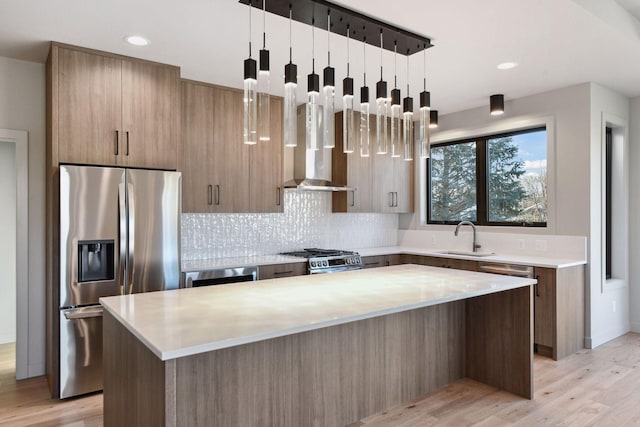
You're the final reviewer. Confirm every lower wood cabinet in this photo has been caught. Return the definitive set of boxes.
[258,262,308,280]
[361,255,401,269]
[533,266,584,360]
[400,254,478,271]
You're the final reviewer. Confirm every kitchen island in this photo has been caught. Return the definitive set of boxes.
[100,264,535,427]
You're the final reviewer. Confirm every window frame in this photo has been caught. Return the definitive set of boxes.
[427,126,547,227]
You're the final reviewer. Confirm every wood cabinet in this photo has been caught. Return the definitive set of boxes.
[181,80,283,213]
[333,112,413,213]
[51,44,179,170]
[361,254,401,269]
[400,254,478,271]
[533,266,584,360]
[259,262,308,280]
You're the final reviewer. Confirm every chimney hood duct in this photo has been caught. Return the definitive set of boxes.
[284,104,353,191]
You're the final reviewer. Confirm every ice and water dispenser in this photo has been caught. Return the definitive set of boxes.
[78,240,114,282]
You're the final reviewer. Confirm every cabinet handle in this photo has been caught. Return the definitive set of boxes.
[389,192,394,207]
[535,275,540,297]
[215,185,221,205]
[350,191,355,207]
[207,185,213,205]
[125,131,130,156]
[276,187,281,206]
[115,130,119,155]
[274,270,293,275]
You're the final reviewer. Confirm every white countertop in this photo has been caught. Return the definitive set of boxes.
[357,246,587,269]
[181,246,586,273]
[101,264,535,361]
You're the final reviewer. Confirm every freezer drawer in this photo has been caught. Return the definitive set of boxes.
[59,306,104,399]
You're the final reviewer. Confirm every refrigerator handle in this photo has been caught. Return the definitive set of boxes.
[126,182,135,294]
[118,182,127,295]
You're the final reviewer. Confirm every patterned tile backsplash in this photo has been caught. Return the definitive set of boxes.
[182,190,399,260]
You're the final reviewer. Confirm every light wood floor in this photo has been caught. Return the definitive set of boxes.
[1,333,640,426]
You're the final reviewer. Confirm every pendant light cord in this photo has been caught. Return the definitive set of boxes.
[327,12,331,65]
[423,43,427,91]
[312,18,315,72]
[248,0,252,57]
[363,32,366,85]
[288,5,292,62]
[262,0,266,48]
[346,26,350,77]
[394,41,397,88]
[380,30,383,80]
[406,49,409,94]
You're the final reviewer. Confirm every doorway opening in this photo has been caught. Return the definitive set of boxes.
[0,129,28,381]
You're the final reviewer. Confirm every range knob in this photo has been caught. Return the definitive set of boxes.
[310,260,317,268]
[323,260,329,267]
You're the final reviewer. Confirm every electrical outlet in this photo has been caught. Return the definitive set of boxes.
[535,240,547,252]
[517,239,525,250]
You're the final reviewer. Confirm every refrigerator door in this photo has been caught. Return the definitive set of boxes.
[60,166,125,308]
[126,169,181,294]
[59,306,103,399]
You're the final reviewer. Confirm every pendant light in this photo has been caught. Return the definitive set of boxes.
[360,32,370,158]
[258,0,270,142]
[375,29,388,155]
[343,26,355,154]
[419,43,431,159]
[306,18,321,151]
[243,0,258,145]
[283,4,297,148]
[402,49,413,161]
[390,41,401,157]
[323,10,335,149]
[429,110,439,129]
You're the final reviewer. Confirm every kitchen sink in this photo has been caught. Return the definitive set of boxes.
[435,250,495,257]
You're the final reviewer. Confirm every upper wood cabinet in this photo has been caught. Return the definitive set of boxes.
[50,43,179,170]
[333,112,413,213]
[181,80,283,213]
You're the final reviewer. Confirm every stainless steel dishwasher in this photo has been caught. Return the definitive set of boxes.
[477,263,534,279]
[182,266,258,287]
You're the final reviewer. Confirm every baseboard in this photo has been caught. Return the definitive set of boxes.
[630,321,640,333]
[587,324,631,349]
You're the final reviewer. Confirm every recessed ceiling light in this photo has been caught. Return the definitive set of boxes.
[497,62,518,70]
[125,35,149,46]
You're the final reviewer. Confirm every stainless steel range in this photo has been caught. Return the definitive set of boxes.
[280,248,363,274]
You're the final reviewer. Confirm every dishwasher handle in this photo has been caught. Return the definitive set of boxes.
[478,263,534,278]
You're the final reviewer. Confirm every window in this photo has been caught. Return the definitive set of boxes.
[428,127,547,226]
[605,127,612,280]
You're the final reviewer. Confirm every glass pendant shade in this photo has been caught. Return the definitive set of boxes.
[390,88,401,157]
[306,72,321,151]
[258,49,271,141]
[284,62,297,147]
[419,90,430,158]
[403,96,414,161]
[376,80,388,154]
[323,67,335,148]
[243,58,258,145]
[343,77,355,153]
[360,86,370,157]
[429,110,439,129]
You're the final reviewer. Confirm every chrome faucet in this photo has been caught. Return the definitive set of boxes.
[454,221,481,252]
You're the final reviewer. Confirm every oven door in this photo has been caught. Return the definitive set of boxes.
[183,266,258,287]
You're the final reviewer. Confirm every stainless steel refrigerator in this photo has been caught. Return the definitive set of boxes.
[58,165,181,399]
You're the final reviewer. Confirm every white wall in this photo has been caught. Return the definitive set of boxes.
[628,97,640,333]
[0,56,46,376]
[0,142,16,344]
[401,82,633,348]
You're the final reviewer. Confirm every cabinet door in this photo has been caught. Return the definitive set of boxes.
[181,82,215,213]
[121,60,179,170]
[372,146,395,213]
[447,258,478,271]
[392,156,414,213]
[259,262,308,280]
[347,112,373,212]
[361,255,401,269]
[57,48,121,166]
[211,87,251,212]
[250,97,284,213]
[534,267,556,349]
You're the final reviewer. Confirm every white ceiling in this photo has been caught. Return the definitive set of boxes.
[1,0,640,114]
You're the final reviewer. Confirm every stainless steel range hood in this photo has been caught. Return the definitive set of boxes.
[283,104,353,191]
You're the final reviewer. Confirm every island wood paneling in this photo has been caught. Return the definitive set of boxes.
[103,312,176,427]
[173,301,465,427]
[465,285,533,399]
